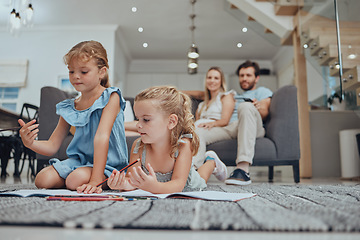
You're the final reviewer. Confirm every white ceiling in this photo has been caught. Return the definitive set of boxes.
[0,0,282,61]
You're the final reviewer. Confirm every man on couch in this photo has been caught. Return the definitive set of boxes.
[193,60,273,185]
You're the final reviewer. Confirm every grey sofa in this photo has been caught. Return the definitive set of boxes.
[206,85,300,183]
[37,85,300,183]
[36,87,76,173]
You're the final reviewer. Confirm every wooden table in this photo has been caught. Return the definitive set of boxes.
[0,107,20,130]
[0,107,22,177]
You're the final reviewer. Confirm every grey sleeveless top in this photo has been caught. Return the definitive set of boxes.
[133,134,207,191]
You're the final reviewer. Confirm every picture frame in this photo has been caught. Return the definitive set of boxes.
[58,75,77,94]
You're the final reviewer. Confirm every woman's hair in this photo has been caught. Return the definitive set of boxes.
[135,86,200,157]
[199,66,226,116]
[63,40,110,88]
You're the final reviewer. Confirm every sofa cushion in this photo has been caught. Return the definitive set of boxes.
[207,137,277,166]
[264,85,300,160]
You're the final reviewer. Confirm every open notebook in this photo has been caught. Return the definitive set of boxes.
[0,189,255,202]
[117,189,256,201]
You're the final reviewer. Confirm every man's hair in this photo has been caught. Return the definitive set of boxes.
[235,60,260,77]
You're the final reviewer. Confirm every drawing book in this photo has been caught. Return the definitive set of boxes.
[114,189,256,202]
[0,189,256,202]
[0,189,102,198]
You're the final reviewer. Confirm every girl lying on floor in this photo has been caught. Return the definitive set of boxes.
[108,86,227,194]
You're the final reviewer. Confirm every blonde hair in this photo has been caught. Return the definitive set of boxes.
[64,40,110,88]
[198,66,226,116]
[135,86,200,157]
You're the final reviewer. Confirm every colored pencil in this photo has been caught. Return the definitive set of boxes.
[46,196,126,201]
[96,159,139,187]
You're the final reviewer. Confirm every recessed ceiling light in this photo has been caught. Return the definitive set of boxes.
[348,54,356,59]
[143,43,148,48]
[303,43,308,49]
[132,7,137,12]
[242,27,248,33]
[237,43,243,48]
[138,27,144,33]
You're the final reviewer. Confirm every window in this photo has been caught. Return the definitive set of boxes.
[0,87,19,112]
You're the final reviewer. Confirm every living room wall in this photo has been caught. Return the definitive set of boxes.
[124,59,276,97]
[0,25,119,113]
[1,25,278,113]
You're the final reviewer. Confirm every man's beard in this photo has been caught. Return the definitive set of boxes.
[240,81,255,91]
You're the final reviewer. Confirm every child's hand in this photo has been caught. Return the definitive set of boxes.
[76,182,102,194]
[128,163,158,192]
[107,169,127,190]
[18,119,39,148]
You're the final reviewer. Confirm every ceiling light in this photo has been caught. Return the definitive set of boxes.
[187,58,198,74]
[188,61,198,69]
[8,1,35,36]
[138,27,143,33]
[237,43,243,48]
[188,44,199,58]
[347,54,356,59]
[303,43,308,49]
[187,0,199,75]
[142,43,148,48]
[13,12,21,30]
[9,8,16,26]
[132,7,137,12]
[242,27,248,33]
[23,3,34,26]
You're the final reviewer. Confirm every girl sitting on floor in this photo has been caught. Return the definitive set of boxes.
[18,41,128,194]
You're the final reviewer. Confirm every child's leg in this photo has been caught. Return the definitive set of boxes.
[197,161,216,183]
[65,167,107,190]
[65,167,92,190]
[34,166,65,189]
[197,151,228,182]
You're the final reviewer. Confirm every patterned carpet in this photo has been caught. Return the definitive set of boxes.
[0,183,359,231]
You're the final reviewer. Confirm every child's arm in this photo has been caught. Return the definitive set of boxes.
[108,140,141,191]
[18,117,70,156]
[77,92,121,193]
[128,139,192,194]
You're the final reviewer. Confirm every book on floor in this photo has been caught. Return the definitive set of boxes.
[0,189,256,202]
[117,189,256,201]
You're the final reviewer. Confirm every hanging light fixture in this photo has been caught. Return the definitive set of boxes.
[23,3,34,27]
[187,0,199,74]
[8,0,34,36]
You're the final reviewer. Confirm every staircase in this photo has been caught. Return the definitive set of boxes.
[229,0,360,108]
[227,0,360,179]
[299,12,360,107]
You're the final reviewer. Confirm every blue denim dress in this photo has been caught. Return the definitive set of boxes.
[49,87,128,179]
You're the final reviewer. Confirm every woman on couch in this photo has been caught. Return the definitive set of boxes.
[185,66,235,169]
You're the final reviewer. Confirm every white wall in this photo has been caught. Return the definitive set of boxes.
[113,27,131,92]
[272,45,327,104]
[272,46,295,88]
[0,25,119,113]
[306,61,327,103]
[125,59,275,97]
[1,24,277,112]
